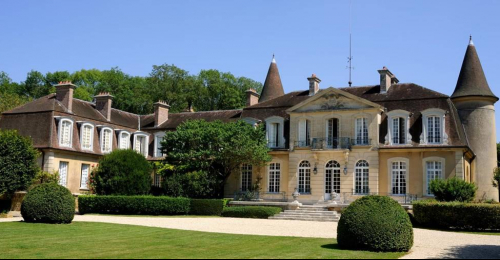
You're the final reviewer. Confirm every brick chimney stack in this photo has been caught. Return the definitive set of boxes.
[246,89,260,107]
[95,92,114,121]
[378,67,399,94]
[308,74,321,96]
[55,81,76,113]
[154,101,170,127]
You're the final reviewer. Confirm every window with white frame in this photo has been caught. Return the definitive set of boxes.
[266,117,284,148]
[59,161,69,187]
[325,161,341,194]
[391,161,407,195]
[153,173,162,187]
[387,110,411,145]
[100,127,113,154]
[154,132,166,157]
[80,164,90,190]
[80,123,94,151]
[134,133,149,157]
[355,160,369,194]
[298,161,311,194]
[268,163,281,193]
[326,118,340,148]
[119,131,131,150]
[58,119,73,148]
[298,119,311,147]
[421,109,447,145]
[355,118,369,145]
[425,159,444,196]
[241,164,253,192]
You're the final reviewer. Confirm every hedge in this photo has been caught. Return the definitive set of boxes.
[222,206,282,219]
[413,200,500,231]
[189,199,224,216]
[78,196,191,215]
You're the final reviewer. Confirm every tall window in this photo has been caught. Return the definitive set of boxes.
[266,117,284,148]
[59,119,73,148]
[427,116,442,144]
[154,133,165,157]
[391,161,407,195]
[355,160,369,194]
[426,161,443,195]
[134,134,148,157]
[268,163,281,193]
[59,161,69,187]
[327,118,340,148]
[326,161,341,194]
[80,164,90,190]
[298,120,311,147]
[81,124,94,151]
[392,117,406,144]
[355,118,369,145]
[241,164,253,192]
[101,128,113,154]
[268,123,280,148]
[153,173,162,187]
[119,132,131,150]
[298,161,311,194]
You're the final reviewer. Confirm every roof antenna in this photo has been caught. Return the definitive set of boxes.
[347,0,354,87]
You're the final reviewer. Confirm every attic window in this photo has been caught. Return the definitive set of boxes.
[58,118,74,148]
[80,123,94,151]
[119,131,131,150]
[100,127,113,154]
[421,109,448,145]
[386,110,411,146]
[134,133,149,158]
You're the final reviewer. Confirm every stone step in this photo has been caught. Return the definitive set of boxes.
[296,208,329,212]
[283,211,337,216]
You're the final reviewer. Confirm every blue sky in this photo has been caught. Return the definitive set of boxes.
[1,0,500,140]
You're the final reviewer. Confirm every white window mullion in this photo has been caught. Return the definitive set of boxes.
[59,162,69,187]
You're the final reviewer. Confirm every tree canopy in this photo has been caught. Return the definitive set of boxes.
[0,65,262,116]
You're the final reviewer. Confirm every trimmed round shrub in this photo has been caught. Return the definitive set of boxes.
[94,149,152,196]
[21,183,75,224]
[337,196,413,252]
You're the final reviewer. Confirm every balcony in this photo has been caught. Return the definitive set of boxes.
[267,142,285,149]
[351,137,372,146]
[295,137,352,150]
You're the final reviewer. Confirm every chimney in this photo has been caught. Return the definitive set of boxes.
[246,88,260,107]
[378,67,399,94]
[55,81,76,113]
[95,92,114,121]
[308,74,321,96]
[154,101,170,127]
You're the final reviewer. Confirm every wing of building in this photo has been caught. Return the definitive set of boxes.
[1,39,497,202]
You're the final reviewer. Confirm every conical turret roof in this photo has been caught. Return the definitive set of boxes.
[452,38,498,100]
[259,56,285,103]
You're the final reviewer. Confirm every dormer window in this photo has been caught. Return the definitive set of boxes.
[118,131,131,150]
[421,109,448,145]
[134,133,149,157]
[265,117,285,148]
[100,127,113,154]
[80,123,94,151]
[58,118,74,148]
[154,132,166,158]
[386,110,411,145]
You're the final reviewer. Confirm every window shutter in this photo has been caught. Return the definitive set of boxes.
[298,120,306,144]
[268,124,276,147]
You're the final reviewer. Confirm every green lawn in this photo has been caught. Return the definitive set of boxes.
[0,222,405,259]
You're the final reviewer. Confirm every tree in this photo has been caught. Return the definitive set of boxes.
[161,120,271,198]
[148,64,195,113]
[19,70,49,98]
[497,143,500,166]
[92,149,152,196]
[0,130,40,197]
[0,92,31,115]
[493,168,500,201]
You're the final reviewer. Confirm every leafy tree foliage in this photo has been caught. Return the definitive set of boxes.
[160,120,271,198]
[430,178,477,202]
[0,130,40,197]
[493,167,500,201]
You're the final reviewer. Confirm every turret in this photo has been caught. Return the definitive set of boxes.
[259,55,285,103]
[451,37,499,201]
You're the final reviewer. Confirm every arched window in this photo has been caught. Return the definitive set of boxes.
[325,161,341,194]
[386,110,411,145]
[58,119,73,148]
[119,131,131,150]
[100,127,113,154]
[241,164,253,192]
[298,161,311,194]
[391,161,407,195]
[80,123,94,151]
[421,109,447,145]
[133,133,149,157]
[355,160,369,194]
[268,163,281,193]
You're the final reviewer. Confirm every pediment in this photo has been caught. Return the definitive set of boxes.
[287,87,383,113]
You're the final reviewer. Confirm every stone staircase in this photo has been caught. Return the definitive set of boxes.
[269,206,340,222]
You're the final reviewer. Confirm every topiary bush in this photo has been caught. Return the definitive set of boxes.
[0,130,40,197]
[337,196,413,252]
[21,183,75,224]
[221,206,282,219]
[93,149,152,196]
[430,178,477,202]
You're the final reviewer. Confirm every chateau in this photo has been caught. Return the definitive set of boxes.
[0,39,497,203]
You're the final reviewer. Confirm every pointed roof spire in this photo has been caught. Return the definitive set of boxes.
[469,35,474,46]
[452,37,498,100]
[259,55,285,103]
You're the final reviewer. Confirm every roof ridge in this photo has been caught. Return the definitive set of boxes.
[171,109,243,115]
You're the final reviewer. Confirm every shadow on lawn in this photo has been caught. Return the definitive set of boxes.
[438,245,500,259]
[321,244,342,250]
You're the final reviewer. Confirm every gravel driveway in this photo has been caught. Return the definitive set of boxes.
[2,215,500,259]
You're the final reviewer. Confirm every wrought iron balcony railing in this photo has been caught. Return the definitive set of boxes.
[351,137,372,146]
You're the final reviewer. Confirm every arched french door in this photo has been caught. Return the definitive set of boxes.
[325,160,341,200]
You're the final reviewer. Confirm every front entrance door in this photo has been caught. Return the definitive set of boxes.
[325,161,341,201]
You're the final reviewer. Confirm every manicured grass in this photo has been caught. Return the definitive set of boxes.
[85,214,220,218]
[0,222,405,259]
